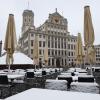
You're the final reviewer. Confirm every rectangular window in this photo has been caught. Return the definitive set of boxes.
[74,45,75,50]
[52,50,54,55]
[55,42,57,48]
[39,41,42,47]
[43,35,45,38]
[48,41,50,48]
[48,49,50,56]
[61,39,63,48]
[31,40,33,46]
[64,43,66,49]
[68,52,70,56]
[39,50,42,55]
[65,59,66,65]
[58,50,60,55]
[55,50,57,56]
[62,59,63,65]
[61,43,63,48]
[31,49,33,54]
[71,44,73,50]
[52,42,54,48]
[62,50,63,55]
[65,51,66,56]
[39,35,42,38]
[31,33,34,37]
[48,58,50,66]
[71,52,73,56]
[52,59,54,66]
[68,44,70,49]
[58,39,60,48]
[43,41,45,47]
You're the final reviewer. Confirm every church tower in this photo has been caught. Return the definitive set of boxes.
[22,10,34,33]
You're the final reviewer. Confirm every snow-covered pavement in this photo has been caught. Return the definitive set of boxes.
[5,88,100,100]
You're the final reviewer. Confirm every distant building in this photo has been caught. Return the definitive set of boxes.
[0,41,2,57]
[94,45,100,65]
[67,35,77,66]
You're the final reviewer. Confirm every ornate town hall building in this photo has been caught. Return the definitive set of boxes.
[18,9,77,67]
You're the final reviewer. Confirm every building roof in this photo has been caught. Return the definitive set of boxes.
[0,51,34,65]
[51,12,62,17]
[49,8,63,18]
[23,9,34,16]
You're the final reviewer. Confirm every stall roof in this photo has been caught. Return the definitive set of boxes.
[0,52,34,65]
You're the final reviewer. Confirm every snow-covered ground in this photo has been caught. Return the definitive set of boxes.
[5,88,100,100]
[71,82,99,94]
[45,79,100,94]
[45,68,100,94]
[45,79,67,91]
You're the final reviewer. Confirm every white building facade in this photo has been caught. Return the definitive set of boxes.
[95,45,100,65]
[18,9,100,67]
[19,9,70,67]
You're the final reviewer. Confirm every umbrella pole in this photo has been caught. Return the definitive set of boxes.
[7,54,11,74]
[34,65,36,71]
[89,63,92,75]
[8,63,11,74]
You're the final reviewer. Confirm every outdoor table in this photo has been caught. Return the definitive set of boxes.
[8,74,24,79]
[7,74,25,83]
[58,75,78,82]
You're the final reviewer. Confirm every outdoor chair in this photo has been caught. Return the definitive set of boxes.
[78,77,94,82]
[25,72,39,88]
[55,69,57,73]
[42,71,46,76]
[0,75,13,98]
[58,77,73,82]
[26,72,34,78]
[95,69,100,72]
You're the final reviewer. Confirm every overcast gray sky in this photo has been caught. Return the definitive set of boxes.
[0,0,100,45]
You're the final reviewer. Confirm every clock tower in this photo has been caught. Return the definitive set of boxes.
[22,10,34,33]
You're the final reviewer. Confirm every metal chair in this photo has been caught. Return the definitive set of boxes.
[25,72,37,88]
[26,72,34,78]
[78,77,94,82]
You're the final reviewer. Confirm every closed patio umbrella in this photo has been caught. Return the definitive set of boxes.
[84,6,94,47]
[44,35,48,67]
[76,33,84,67]
[33,34,39,66]
[4,14,17,72]
[84,6,95,65]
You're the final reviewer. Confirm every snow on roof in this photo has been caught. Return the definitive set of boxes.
[5,88,100,100]
[0,52,34,65]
